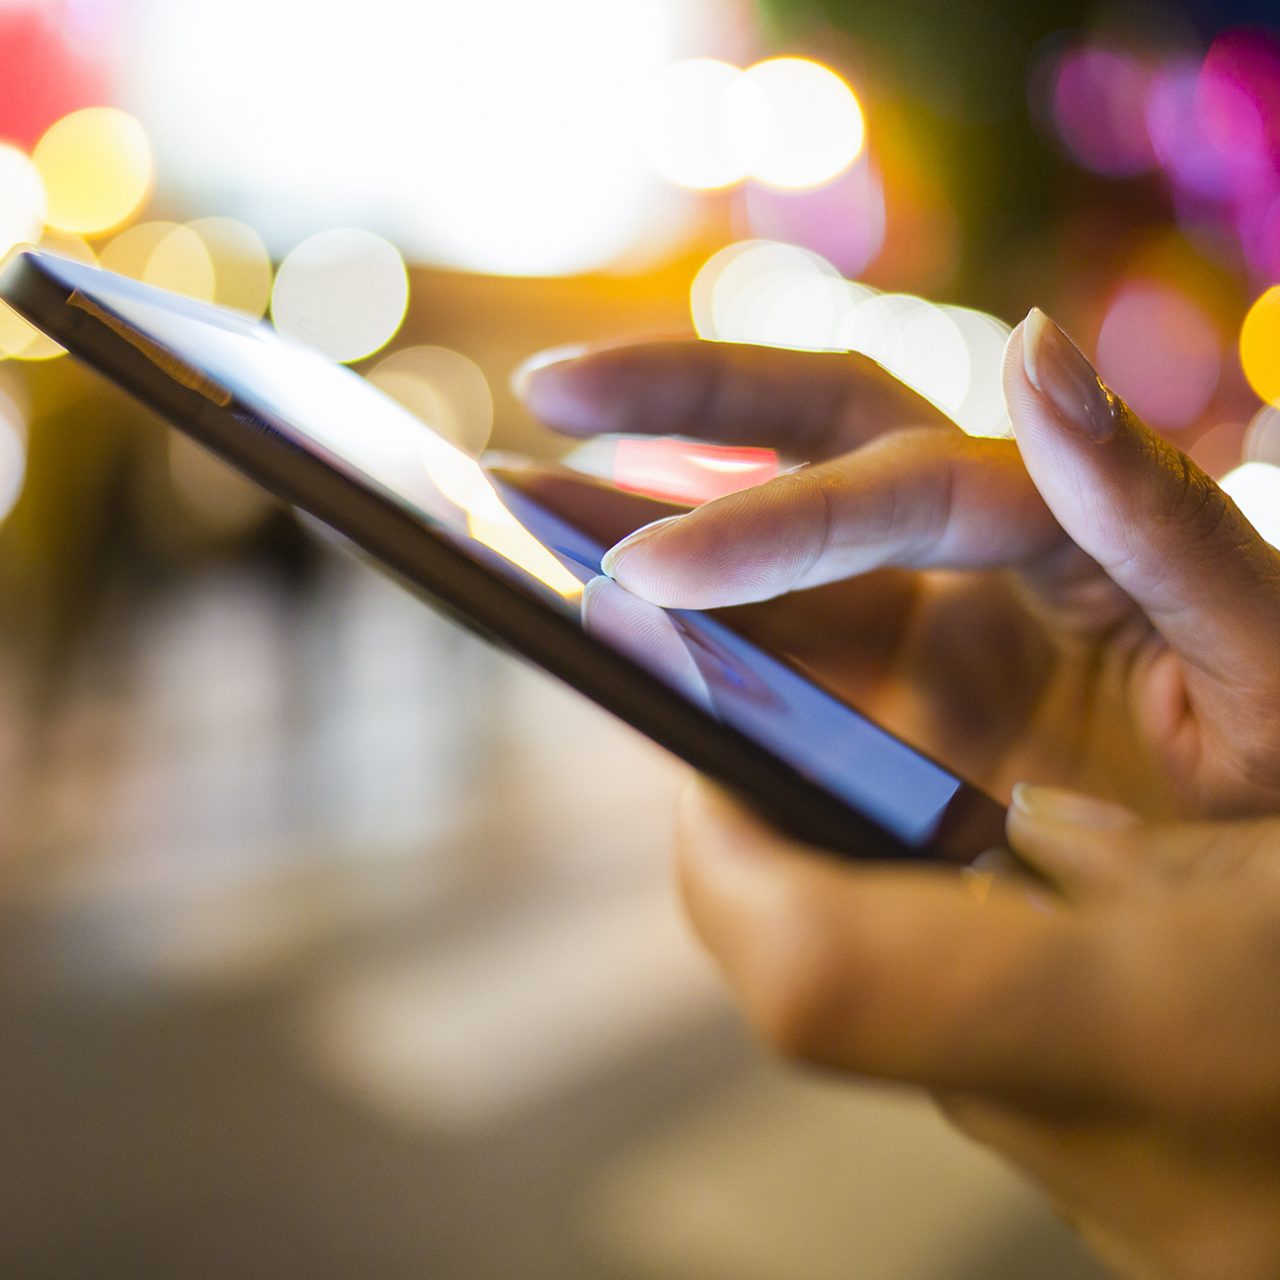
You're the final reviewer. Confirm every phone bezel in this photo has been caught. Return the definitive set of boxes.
[0,248,1003,861]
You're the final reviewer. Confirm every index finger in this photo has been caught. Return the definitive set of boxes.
[514,339,957,461]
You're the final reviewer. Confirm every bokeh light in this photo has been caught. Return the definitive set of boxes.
[640,58,759,190]
[1241,286,1280,407]
[941,306,1013,436]
[1244,404,1280,466]
[187,217,274,318]
[33,107,153,237]
[125,0,685,276]
[1219,461,1280,547]
[691,240,856,350]
[1096,282,1221,430]
[839,293,971,421]
[101,221,216,302]
[367,347,495,456]
[1050,47,1155,177]
[744,158,886,278]
[271,229,409,364]
[0,145,47,258]
[739,57,866,191]
[0,384,25,524]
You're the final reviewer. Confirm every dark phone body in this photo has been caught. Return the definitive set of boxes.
[0,249,1007,862]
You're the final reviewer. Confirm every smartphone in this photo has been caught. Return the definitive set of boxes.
[0,248,1007,862]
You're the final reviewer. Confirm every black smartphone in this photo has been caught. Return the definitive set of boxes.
[0,248,1007,862]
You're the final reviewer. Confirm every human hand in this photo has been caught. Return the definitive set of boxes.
[672,778,1280,1280]
[516,315,1280,818]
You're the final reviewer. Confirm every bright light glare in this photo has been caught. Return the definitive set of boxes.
[33,107,152,237]
[738,57,865,190]
[124,0,686,276]
[941,306,1013,436]
[424,445,582,597]
[0,387,26,524]
[271,229,408,364]
[367,346,494,456]
[840,293,971,418]
[1219,461,1280,547]
[691,240,856,350]
[0,145,46,257]
[641,58,760,190]
[1241,286,1280,407]
[187,217,274,318]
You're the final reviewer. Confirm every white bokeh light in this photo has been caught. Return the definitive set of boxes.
[271,229,409,364]
[1220,461,1280,548]
[0,145,46,259]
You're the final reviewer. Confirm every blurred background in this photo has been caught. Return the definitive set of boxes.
[2,0,1280,1276]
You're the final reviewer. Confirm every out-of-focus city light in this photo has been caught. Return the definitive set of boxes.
[941,306,1014,436]
[124,0,689,276]
[271,229,408,365]
[168,433,274,536]
[367,346,494,456]
[840,293,971,421]
[101,221,216,302]
[640,58,761,190]
[691,240,856,350]
[1050,47,1154,176]
[744,158,886,278]
[0,144,46,257]
[1244,404,1280,465]
[738,57,865,191]
[0,384,25,524]
[1241,286,1280,407]
[187,217,274,318]
[1096,282,1221,430]
[1220,461,1280,547]
[33,107,152,237]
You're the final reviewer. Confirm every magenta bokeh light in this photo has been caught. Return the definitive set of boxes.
[1052,47,1155,176]
[1096,282,1222,430]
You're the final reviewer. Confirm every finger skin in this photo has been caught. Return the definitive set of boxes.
[675,779,1280,1127]
[518,339,955,459]
[606,429,1063,609]
[1004,320,1280,689]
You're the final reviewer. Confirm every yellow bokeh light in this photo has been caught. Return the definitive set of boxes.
[1241,286,1280,407]
[368,346,494,456]
[0,385,26,523]
[147,224,217,301]
[186,217,273,318]
[0,145,47,257]
[737,57,865,191]
[271,229,409,364]
[34,107,153,237]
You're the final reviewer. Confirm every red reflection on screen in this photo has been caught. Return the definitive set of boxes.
[613,439,779,505]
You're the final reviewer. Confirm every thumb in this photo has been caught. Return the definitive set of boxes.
[1005,310,1280,688]
[1008,782,1280,899]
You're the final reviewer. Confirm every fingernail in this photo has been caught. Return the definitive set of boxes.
[1011,782,1137,830]
[510,343,590,401]
[600,514,685,577]
[1022,308,1119,442]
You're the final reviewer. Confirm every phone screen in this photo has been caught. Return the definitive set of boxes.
[1,252,1007,861]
